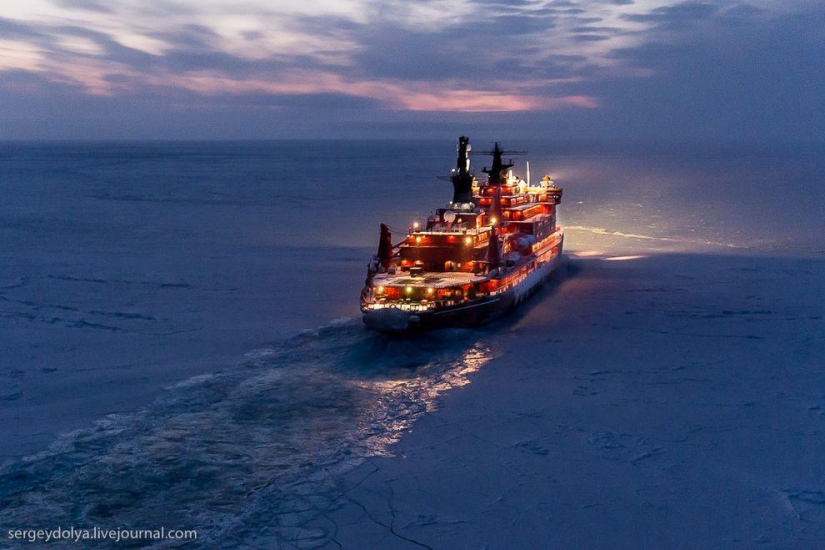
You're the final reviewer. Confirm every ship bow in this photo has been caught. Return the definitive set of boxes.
[363,308,412,332]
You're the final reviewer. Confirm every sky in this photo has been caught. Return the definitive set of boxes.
[0,0,822,141]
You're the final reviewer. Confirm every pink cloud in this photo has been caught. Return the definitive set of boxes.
[154,70,599,112]
[391,91,599,112]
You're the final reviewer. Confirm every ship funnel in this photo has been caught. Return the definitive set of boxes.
[377,223,393,270]
[450,136,474,204]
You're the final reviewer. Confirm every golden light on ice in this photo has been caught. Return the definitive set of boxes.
[355,343,492,457]
[605,255,648,261]
[573,250,607,257]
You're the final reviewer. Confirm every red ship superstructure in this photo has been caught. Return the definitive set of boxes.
[361,136,564,331]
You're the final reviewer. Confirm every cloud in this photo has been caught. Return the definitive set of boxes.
[589,5,825,140]
[0,0,616,106]
[572,33,612,41]
[0,0,821,140]
[620,1,719,26]
[0,17,45,40]
[51,0,114,13]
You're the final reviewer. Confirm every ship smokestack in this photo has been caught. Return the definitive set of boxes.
[450,136,474,204]
[377,223,393,270]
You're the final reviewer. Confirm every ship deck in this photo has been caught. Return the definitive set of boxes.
[372,271,486,288]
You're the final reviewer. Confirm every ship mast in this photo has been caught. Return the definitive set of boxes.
[482,142,524,185]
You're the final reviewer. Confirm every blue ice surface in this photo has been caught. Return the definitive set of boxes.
[0,140,823,546]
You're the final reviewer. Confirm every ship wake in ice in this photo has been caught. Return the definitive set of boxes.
[0,322,491,546]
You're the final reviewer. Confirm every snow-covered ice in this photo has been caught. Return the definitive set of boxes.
[310,251,825,548]
[0,141,823,547]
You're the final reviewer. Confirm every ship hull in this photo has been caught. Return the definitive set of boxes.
[363,238,563,332]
